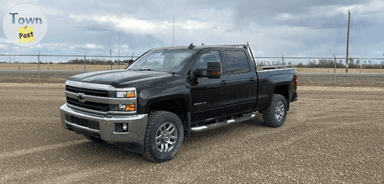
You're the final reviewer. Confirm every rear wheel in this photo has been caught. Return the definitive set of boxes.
[263,94,287,127]
[143,111,184,162]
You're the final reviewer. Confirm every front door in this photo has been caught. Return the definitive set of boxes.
[189,50,229,122]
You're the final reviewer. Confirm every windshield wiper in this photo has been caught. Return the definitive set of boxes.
[138,69,156,71]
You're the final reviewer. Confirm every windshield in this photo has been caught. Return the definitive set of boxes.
[128,49,195,72]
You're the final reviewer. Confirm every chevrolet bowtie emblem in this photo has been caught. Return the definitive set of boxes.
[77,93,85,103]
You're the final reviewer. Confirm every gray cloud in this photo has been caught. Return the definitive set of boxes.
[0,0,384,62]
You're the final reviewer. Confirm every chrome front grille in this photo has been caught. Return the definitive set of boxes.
[65,81,137,115]
[66,97,109,112]
[65,85,109,97]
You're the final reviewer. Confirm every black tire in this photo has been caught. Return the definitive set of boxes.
[262,94,287,127]
[83,135,105,143]
[143,111,184,162]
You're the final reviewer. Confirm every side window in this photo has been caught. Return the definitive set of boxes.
[195,51,222,71]
[224,50,250,74]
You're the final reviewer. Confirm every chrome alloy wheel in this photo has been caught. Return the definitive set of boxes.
[275,101,285,121]
[155,122,177,153]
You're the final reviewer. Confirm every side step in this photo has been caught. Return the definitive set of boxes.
[190,113,256,132]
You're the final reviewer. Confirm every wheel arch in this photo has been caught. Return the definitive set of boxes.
[273,84,290,110]
[146,96,190,128]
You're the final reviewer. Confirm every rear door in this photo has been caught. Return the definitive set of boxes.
[222,49,257,113]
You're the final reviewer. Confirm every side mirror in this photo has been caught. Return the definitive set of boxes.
[193,62,221,79]
[207,62,221,79]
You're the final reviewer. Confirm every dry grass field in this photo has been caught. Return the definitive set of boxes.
[298,73,384,87]
[296,67,384,73]
[0,83,383,183]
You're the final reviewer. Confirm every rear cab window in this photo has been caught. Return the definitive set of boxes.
[223,50,250,74]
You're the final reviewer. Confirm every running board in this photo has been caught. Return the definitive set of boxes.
[190,113,256,132]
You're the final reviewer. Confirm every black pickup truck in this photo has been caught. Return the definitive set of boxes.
[60,43,298,162]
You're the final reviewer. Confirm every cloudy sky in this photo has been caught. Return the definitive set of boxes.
[1,0,384,62]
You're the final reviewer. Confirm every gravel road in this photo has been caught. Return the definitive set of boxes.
[0,83,383,183]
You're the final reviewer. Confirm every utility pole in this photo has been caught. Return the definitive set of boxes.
[38,51,41,84]
[282,53,284,66]
[333,54,336,88]
[84,52,87,72]
[346,10,351,73]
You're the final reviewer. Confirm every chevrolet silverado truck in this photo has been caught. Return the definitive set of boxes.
[60,42,298,162]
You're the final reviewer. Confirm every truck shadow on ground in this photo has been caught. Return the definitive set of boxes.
[63,116,268,163]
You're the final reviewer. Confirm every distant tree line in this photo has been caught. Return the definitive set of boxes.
[63,58,134,65]
[0,59,135,65]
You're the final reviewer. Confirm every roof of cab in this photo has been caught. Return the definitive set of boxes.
[151,44,246,51]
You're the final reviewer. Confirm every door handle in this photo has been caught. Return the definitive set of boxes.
[220,80,229,85]
[249,77,255,81]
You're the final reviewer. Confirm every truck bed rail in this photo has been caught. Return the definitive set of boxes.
[257,65,295,71]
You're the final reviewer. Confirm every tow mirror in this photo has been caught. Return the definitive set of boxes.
[207,62,221,79]
[193,62,221,79]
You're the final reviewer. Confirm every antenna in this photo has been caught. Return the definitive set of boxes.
[109,34,111,63]
[173,16,175,47]
[118,33,120,68]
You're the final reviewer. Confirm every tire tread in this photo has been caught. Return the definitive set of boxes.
[143,111,183,162]
[263,94,287,127]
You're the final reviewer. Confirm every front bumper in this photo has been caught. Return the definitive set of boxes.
[60,104,148,143]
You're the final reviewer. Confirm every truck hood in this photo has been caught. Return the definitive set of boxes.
[67,69,172,87]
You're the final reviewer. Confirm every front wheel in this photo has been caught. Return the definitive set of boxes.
[143,111,184,162]
[263,94,287,127]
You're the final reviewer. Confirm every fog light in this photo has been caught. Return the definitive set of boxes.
[122,123,128,131]
[115,123,129,133]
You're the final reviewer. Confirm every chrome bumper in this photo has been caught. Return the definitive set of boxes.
[60,104,148,143]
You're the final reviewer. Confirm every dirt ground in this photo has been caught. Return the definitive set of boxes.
[0,83,383,183]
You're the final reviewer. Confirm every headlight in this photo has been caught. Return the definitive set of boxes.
[118,104,135,111]
[117,91,135,98]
